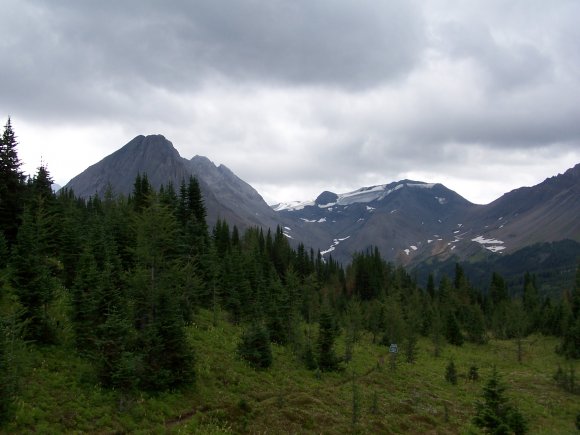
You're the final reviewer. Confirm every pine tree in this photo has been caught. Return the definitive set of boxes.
[0,118,25,246]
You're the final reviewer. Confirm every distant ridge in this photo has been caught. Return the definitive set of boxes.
[64,137,579,266]
[273,164,580,264]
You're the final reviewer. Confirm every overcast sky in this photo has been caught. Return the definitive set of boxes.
[2,0,579,205]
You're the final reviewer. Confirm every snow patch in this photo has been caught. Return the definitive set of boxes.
[366,206,375,212]
[320,236,351,256]
[273,200,315,211]
[407,183,435,189]
[410,245,418,251]
[435,196,447,204]
[472,236,506,253]
[427,240,433,244]
[404,249,410,255]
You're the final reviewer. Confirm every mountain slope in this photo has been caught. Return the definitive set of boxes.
[64,135,281,230]
[274,164,580,265]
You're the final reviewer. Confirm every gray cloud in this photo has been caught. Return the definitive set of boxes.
[1,0,579,205]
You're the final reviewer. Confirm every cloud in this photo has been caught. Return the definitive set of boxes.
[1,0,579,206]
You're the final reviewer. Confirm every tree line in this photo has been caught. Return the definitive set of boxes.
[1,118,579,425]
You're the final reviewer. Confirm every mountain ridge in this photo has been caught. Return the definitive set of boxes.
[64,134,281,231]
[64,134,579,266]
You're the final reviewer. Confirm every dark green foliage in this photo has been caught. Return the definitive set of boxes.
[558,263,580,359]
[445,360,457,385]
[317,306,340,372]
[468,365,480,381]
[473,367,528,434]
[10,203,58,343]
[0,118,25,246]
[490,272,508,307]
[553,365,578,394]
[445,312,464,346]
[464,304,487,344]
[238,323,272,369]
[405,334,418,364]
[303,341,318,370]
[0,322,16,424]
[95,307,136,390]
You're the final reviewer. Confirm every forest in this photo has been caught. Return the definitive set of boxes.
[1,118,579,433]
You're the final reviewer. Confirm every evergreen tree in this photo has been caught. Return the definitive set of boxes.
[473,366,527,434]
[445,312,464,346]
[0,118,25,246]
[558,263,580,359]
[10,201,58,343]
[0,321,16,425]
[522,272,539,330]
[426,273,435,300]
[317,305,340,371]
[445,360,458,385]
[490,272,508,307]
[464,304,487,344]
[237,322,272,369]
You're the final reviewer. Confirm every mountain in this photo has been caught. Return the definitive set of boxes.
[65,136,579,267]
[274,164,580,265]
[64,135,281,231]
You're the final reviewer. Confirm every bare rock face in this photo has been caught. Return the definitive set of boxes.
[64,135,282,231]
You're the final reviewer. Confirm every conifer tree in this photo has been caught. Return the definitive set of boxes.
[445,360,457,385]
[0,118,25,246]
[10,201,58,343]
[237,322,272,369]
[317,305,340,371]
[445,312,464,346]
[473,367,527,434]
[0,321,16,424]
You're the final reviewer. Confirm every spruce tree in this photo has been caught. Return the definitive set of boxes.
[0,117,25,246]
[10,202,58,343]
[317,306,340,371]
[445,360,458,385]
[237,322,273,369]
[445,312,464,346]
[473,367,527,434]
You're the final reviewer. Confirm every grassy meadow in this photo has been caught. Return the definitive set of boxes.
[2,309,579,434]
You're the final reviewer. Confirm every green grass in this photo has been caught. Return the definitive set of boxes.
[2,310,579,434]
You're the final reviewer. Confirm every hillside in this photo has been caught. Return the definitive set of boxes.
[2,309,579,434]
[275,164,580,265]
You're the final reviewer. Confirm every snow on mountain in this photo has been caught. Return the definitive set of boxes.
[271,181,439,212]
[272,200,315,211]
[321,236,351,256]
[471,235,506,252]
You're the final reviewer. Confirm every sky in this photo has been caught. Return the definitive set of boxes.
[2,0,579,205]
